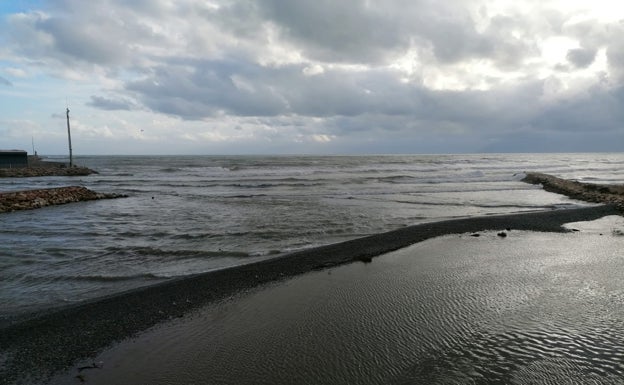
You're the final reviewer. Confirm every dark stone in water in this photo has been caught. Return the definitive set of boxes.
[358,256,373,263]
[497,232,507,237]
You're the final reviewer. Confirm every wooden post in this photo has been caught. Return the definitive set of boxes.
[66,108,73,167]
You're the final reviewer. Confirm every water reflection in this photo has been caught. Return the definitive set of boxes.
[58,230,624,384]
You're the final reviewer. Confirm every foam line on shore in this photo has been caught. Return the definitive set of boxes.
[0,205,620,384]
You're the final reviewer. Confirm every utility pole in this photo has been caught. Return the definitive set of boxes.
[66,107,73,167]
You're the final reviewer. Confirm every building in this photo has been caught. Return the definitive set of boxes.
[0,150,28,168]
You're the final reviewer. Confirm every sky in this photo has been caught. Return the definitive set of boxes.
[0,0,623,155]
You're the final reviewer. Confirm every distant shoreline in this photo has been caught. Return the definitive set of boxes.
[0,157,96,178]
[0,166,96,178]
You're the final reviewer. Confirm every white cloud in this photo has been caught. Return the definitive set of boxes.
[311,134,334,143]
[1,0,623,154]
[4,67,28,78]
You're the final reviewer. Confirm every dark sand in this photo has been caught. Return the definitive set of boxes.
[47,219,624,384]
[0,204,620,385]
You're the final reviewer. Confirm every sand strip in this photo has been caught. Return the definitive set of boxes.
[0,205,620,384]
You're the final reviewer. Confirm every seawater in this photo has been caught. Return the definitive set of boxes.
[1,153,623,319]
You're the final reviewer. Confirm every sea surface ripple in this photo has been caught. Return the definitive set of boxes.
[55,229,624,384]
[1,153,623,319]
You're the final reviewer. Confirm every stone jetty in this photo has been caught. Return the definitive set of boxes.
[522,172,624,211]
[0,156,97,178]
[0,166,96,178]
[0,186,126,213]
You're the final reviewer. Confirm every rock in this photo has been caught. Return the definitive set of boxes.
[0,186,127,213]
[0,166,96,178]
[497,232,507,237]
[522,172,624,212]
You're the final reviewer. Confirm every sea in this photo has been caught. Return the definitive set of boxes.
[1,153,623,322]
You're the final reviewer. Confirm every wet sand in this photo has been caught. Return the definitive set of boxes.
[0,204,621,384]
[45,215,624,384]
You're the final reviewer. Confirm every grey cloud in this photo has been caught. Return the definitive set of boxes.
[37,18,123,64]
[126,59,430,119]
[124,57,552,141]
[7,1,168,67]
[0,76,12,86]
[127,60,290,118]
[5,0,623,154]
[259,0,407,64]
[566,48,596,68]
[530,86,624,133]
[606,28,624,80]
[257,0,537,66]
[4,0,557,71]
[88,95,136,111]
[564,20,610,48]
[564,20,624,79]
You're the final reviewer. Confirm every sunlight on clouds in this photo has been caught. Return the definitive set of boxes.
[422,60,525,91]
[540,36,579,69]
[312,134,334,143]
[552,0,624,22]
[3,0,624,154]
[230,75,256,93]
[5,67,28,78]
[540,48,609,103]
[389,49,420,82]
[73,120,114,138]
[197,128,254,142]
[256,22,305,67]
[302,64,324,76]
[198,131,231,142]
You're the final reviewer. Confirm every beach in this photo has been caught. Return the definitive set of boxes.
[47,213,624,385]
[1,204,623,384]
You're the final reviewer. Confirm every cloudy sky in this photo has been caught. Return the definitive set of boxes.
[1,0,623,155]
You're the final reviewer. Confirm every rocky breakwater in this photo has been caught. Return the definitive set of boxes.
[0,166,96,178]
[522,172,624,212]
[0,186,127,213]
